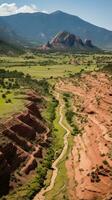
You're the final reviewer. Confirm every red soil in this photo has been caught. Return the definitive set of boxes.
[0,91,50,197]
[58,72,112,200]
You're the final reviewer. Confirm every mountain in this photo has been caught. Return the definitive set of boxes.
[1,11,112,49]
[0,19,25,54]
[0,18,19,44]
[43,31,99,52]
[0,18,29,48]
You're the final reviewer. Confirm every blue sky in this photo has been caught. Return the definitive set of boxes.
[0,0,111,30]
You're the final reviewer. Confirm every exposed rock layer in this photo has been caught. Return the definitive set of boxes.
[0,92,49,197]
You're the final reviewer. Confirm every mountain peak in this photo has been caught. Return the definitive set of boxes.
[51,10,66,15]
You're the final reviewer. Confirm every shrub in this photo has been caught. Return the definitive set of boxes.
[65,110,74,125]
[103,160,108,165]
[2,93,6,99]
[6,99,12,103]
[72,125,80,136]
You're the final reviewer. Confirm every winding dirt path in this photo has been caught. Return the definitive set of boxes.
[33,92,70,200]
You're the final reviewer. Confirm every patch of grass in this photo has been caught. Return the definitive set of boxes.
[0,88,26,120]
[52,101,65,155]
[4,65,84,79]
[45,155,68,200]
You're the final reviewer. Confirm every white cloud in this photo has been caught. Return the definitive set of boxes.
[0,3,39,16]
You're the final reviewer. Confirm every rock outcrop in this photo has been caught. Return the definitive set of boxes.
[43,31,99,51]
[84,39,93,47]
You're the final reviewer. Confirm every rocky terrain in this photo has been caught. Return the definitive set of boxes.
[43,31,99,51]
[0,91,49,197]
[57,72,112,200]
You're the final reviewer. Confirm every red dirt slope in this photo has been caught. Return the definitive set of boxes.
[58,72,112,200]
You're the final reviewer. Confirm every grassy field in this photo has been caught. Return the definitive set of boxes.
[0,88,27,120]
[0,54,91,119]
[0,53,100,79]
[4,65,85,79]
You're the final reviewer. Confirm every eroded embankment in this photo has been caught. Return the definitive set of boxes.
[0,91,50,197]
[57,72,112,200]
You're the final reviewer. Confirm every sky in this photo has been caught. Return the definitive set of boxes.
[0,0,111,31]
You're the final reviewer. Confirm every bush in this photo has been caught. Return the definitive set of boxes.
[72,125,80,136]
[2,93,6,99]
[103,160,108,165]
[65,110,74,125]
[6,99,12,103]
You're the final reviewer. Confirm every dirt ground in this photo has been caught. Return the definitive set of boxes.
[58,72,112,200]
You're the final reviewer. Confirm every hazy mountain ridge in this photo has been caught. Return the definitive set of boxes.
[0,18,17,42]
[0,10,112,49]
[0,17,29,49]
[0,19,25,55]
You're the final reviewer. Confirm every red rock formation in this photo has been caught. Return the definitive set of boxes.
[3,129,32,152]
[43,31,98,51]
[27,103,42,119]
[0,91,50,198]
[11,122,36,140]
[18,113,46,133]
[0,152,10,196]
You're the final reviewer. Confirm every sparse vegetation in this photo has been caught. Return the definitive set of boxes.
[63,93,80,136]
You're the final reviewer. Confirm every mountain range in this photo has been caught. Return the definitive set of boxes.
[0,11,112,50]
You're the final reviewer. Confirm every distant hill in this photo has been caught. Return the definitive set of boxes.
[1,11,112,50]
[0,18,20,44]
[0,39,24,55]
[0,18,28,54]
[0,18,29,49]
[42,31,99,52]
[0,19,24,54]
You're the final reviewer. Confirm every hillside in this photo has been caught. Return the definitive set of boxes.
[0,40,24,55]
[1,11,112,49]
[0,18,22,44]
[0,18,30,51]
[0,18,26,55]
[56,71,112,200]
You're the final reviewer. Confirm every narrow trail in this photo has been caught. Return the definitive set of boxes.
[33,92,70,200]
